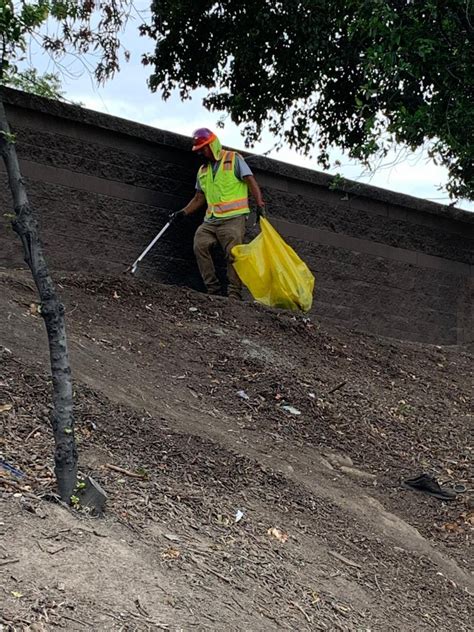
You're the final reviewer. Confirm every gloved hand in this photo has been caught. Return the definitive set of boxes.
[169,209,186,223]
[256,205,266,222]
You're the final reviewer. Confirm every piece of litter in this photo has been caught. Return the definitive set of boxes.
[402,473,456,501]
[308,393,316,399]
[189,307,199,312]
[164,534,180,542]
[235,509,245,523]
[267,527,288,543]
[281,405,301,416]
[0,458,24,478]
[0,403,13,413]
[237,390,250,400]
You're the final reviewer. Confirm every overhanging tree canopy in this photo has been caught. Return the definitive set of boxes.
[142,0,474,200]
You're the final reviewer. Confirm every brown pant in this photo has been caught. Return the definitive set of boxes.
[193,216,246,298]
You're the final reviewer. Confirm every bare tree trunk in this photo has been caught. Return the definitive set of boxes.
[0,96,77,501]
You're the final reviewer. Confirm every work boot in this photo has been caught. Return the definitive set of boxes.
[228,290,242,301]
[402,473,456,501]
[206,285,222,296]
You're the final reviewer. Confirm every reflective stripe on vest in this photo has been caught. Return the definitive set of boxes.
[198,150,250,220]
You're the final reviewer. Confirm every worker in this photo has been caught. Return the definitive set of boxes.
[170,128,265,300]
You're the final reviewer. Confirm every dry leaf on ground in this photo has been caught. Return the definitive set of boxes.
[162,547,181,559]
[267,527,288,543]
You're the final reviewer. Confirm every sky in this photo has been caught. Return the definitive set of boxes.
[26,3,473,212]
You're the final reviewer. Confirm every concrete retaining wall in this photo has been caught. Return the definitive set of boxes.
[1,88,472,345]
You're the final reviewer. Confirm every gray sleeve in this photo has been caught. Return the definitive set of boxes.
[195,177,202,192]
[234,154,253,180]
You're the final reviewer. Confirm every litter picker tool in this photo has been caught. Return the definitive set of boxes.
[125,220,171,275]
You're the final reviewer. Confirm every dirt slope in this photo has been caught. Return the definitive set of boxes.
[0,268,472,631]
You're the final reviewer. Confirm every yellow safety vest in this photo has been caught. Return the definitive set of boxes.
[198,150,250,221]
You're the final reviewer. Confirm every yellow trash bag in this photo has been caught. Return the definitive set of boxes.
[232,218,315,312]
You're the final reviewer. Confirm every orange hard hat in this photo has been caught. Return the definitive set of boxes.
[192,127,217,151]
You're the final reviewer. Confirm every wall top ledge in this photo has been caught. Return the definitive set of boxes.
[2,86,473,226]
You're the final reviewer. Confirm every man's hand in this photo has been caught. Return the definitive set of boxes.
[256,205,266,222]
[170,192,205,222]
[168,209,186,222]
